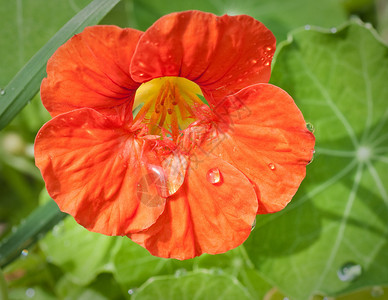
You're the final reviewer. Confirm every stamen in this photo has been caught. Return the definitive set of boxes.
[132,76,207,141]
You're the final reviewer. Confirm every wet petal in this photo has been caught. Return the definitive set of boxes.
[128,152,258,259]
[34,108,166,235]
[130,11,275,104]
[205,84,315,213]
[41,25,142,117]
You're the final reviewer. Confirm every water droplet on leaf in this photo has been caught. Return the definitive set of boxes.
[26,288,35,298]
[174,268,187,277]
[337,262,362,281]
[268,163,276,170]
[21,249,29,256]
[206,168,223,185]
[305,25,311,30]
[128,289,135,295]
[0,89,5,95]
[371,286,384,298]
[330,27,337,33]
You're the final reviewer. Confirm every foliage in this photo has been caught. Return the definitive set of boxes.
[1,0,387,299]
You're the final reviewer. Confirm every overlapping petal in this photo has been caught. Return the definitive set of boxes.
[34,108,166,235]
[129,152,258,259]
[201,84,315,213]
[41,25,142,117]
[130,11,275,104]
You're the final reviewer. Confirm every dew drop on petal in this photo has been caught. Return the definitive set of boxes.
[306,122,315,133]
[136,167,167,207]
[251,59,257,64]
[206,167,223,185]
[308,150,316,165]
[371,286,384,298]
[266,46,272,51]
[139,73,144,77]
[0,89,5,96]
[161,153,188,197]
[337,262,362,282]
[26,288,35,298]
[251,218,256,231]
[264,61,270,66]
[268,163,276,170]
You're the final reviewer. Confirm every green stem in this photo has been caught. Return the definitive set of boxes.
[0,200,66,268]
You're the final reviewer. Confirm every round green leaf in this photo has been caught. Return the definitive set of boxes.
[245,20,388,299]
[133,271,252,300]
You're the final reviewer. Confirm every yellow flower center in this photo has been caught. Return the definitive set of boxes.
[133,77,204,140]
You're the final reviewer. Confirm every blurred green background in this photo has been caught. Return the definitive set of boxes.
[1,0,387,299]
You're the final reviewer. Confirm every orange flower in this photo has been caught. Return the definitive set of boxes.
[35,11,315,259]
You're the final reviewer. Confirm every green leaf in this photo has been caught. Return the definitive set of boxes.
[0,0,91,87]
[40,217,116,286]
[0,200,66,268]
[131,0,347,40]
[112,238,193,288]
[133,270,252,300]
[0,0,120,130]
[245,20,388,299]
[0,268,8,300]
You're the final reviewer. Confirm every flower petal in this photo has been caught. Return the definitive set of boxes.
[34,108,166,235]
[205,84,315,214]
[41,25,142,117]
[130,11,275,104]
[128,152,258,259]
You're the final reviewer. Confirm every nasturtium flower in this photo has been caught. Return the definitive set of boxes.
[35,11,315,259]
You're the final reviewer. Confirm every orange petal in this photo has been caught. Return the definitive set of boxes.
[34,108,166,235]
[206,84,315,214]
[41,25,142,117]
[128,152,258,259]
[130,11,275,104]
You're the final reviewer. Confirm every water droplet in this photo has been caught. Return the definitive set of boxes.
[266,46,272,51]
[128,289,135,295]
[206,168,223,185]
[251,59,257,64]
[337,262,362,282]
[161,153,188,196]
[371,286,384,298]
[308,150,315,165]
[137,154,187,205]
[139,73,144,77]
[264,61,270,66]
[26,288,35,298]
[306,122,315,133]
[174,268,187,277]
[365,22,372,29]
[251,218,256,231]
[0,89,5,95]
[21,249,29,256]
[305,25,311,30]
[268,163,276,170]
[330,27,337,33]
